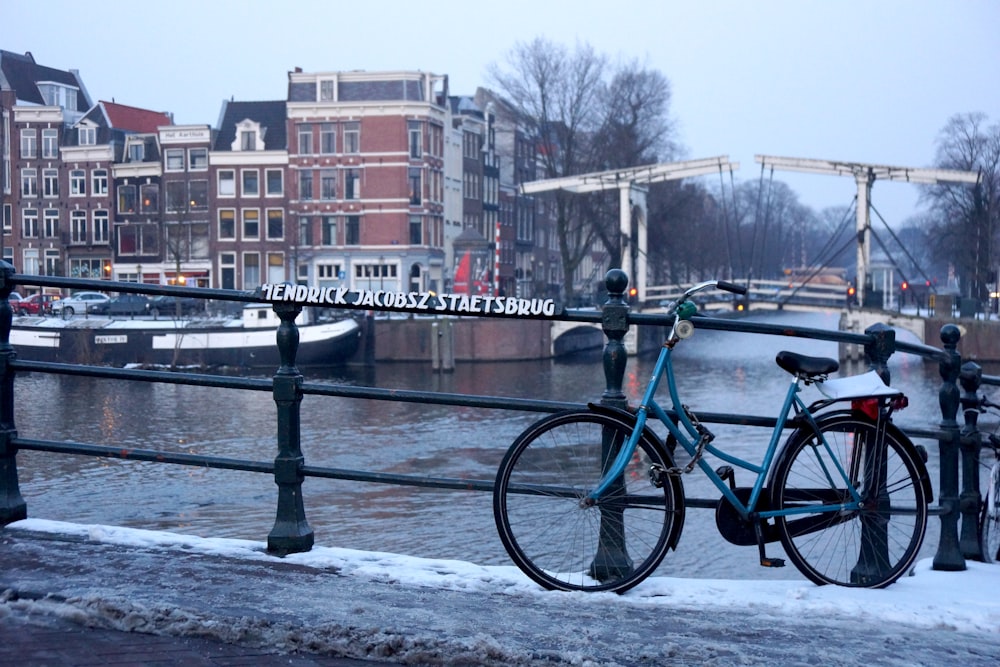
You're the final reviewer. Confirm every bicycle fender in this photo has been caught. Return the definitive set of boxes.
[586,402,687,551]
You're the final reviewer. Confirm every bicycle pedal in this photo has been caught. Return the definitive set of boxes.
[715,465,736,490]
[759,557,786,568]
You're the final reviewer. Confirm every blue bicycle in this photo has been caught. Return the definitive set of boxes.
[494,280,931,593]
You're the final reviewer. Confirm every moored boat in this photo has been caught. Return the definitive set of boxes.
[8,304,361,369]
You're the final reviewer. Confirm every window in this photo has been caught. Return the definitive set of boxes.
[408,121,422,159]
[118,223,160,256]
[219,252,236,290]
[70,169,86,196]
[42,169,59,197]
[189,180,208,210]
[298,124,312,154]
[345,215,360,245]
[165,148,185,171]
[78,126,96,145]
[93,210,109,243]
[42,129,59,158]
[409,215,423,245]
[2,204,11,234]
[44,249,59,276]
[22,248,39,276]
[320,170,336,200]
[267,252,284,283]
[265,169,283,196]
[166,221,210,261]
[319,79,334,101]
[128,142,144,162]
[20,130,37,158]
[69,258,104,278]
[118,184,137,213]
[20,169,38,197]
[242,170,259,196]
[299,170,313,200]
[344,122,360,153]
[320,123,336,154]
[189,148,208,170]
[21,169,38,197]
[242,209,259,239]
[299,218,312,246]
[218,170,235,197]
[22,209,38,237]
[92,169,108,195]
[344,169,359,200]
[165,181,186,212]
[242,253,260,290]
[409,168,422,205]
[140,183,159,213]
[43,209,59,238]
[71,210,87,243]
[218,209,236,240]
[240,130,255,151]
[267,209,284,240]
[317,263,342,288]
[321,216,337,245]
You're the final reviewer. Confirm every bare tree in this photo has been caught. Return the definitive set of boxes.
[923,112,1000,299]
[488,40,677,301]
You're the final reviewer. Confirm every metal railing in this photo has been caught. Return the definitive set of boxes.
[0,261,995,570]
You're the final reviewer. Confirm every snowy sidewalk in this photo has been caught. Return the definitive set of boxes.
[2,518,999,666]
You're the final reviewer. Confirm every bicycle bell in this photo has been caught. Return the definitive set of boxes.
[675,319,695,339]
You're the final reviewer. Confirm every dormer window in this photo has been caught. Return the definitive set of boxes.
[78,125,97,145]
[232,120,263,151]
[128,142,144,162]
[37,82,78,110]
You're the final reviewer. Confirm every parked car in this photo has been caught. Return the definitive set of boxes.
[146,295,206,318]
[7,292,24,310]
[50,291,110,317]
[15,293,60,316]
[89,294,151,316]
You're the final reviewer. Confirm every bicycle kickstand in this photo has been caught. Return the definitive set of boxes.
[754,521,785,568]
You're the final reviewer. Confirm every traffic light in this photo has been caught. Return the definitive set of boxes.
[846,284,857,306]
[901,280,909,292]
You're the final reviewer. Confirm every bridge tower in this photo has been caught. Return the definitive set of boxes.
[755,155,979,306]
[520,157,739,303]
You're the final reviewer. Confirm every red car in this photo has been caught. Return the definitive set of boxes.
[15,293,60,316]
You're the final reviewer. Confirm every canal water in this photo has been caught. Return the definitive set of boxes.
[12,309,964,581]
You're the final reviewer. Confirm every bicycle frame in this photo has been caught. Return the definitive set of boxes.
[587,337,864,523]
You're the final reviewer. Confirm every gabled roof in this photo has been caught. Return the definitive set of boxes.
[98,100,172,133]
[213,100,287,151]
[0,49,91,112]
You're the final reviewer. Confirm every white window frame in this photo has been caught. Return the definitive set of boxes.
[218,170,235,197]
[265,168,283,196]
[189,147,208,171]
[71,210,87,243]
[93,210,109,243]
[41,129,59,158]
[92,168,109,195]
[42,168,59,198]
[78,125,97,145]
[21,168,37,197]
[241,169,259,197]
[20,130,37,158]
[70,169,86,196]
[165,148,185,171]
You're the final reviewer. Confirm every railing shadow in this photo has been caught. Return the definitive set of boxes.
[0,262,995,571]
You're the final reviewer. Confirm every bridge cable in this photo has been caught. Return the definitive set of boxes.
[869,202,938,294]
[747,163,774,289]
[717,162,736,280]
[775,196,858,306]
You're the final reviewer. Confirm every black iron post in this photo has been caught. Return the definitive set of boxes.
[267,301,314,555]
[851,322,895,584]
[933,324,965,571]
[590,269,633,581]
[863,322,895,384]
[0,260,25,525]
[958,361,984,559]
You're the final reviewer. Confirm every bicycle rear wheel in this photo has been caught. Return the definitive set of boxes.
[980,460,1000,563]
[493,410,682,593]
[770,413,927,587]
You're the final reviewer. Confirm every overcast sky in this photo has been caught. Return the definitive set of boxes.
[6,0,998,226]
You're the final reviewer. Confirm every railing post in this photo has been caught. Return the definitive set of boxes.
[590,269,632,581]
[851,321,896,584]
[0,261,26,525]
[600,269,629,411]
[933,324,965,571]
[958,360,984,560]
[863,322,895,384]
[267,301,314,555]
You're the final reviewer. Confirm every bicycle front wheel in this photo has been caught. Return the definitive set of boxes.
[981,461,1000,563]
[770,413,928,587]
[493,411,683,593]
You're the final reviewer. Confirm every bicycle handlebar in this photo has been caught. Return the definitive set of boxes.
[716,280,748,296]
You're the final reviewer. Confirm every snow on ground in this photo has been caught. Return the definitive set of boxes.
[9,518,1000,636]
